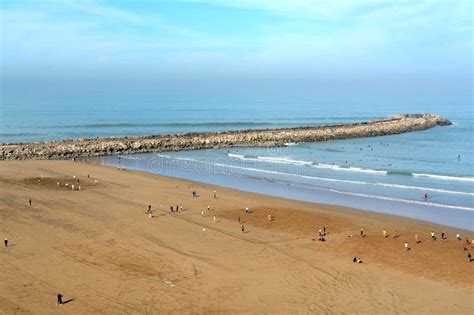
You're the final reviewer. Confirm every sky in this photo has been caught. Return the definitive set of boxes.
[0,0,472,83]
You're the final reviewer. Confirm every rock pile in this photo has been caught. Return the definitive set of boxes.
[0,114,451,160]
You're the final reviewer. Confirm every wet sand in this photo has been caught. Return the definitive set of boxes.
[0,160,473,314]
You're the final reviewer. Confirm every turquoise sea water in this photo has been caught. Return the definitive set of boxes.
[1,80,473,229]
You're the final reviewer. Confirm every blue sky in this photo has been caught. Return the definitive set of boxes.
[0,0,472,81]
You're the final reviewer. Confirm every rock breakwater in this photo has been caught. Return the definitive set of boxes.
[0,114,451,160]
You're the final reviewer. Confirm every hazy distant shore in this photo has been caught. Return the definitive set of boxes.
[0,114,451,160]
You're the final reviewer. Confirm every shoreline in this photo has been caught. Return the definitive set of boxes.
[0,113,451,160]
[93,152,474,231]
[99,160,474,233]
[1,160,472,313]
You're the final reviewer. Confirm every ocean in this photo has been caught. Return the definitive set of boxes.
[1,80,473,229]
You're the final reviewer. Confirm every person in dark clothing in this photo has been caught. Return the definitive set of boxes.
[29,199,32,206]
[4,238,8,247]
[57,292,63,305]
[170,206,174,213]
[441,232,446,240]
[468,252,472,262]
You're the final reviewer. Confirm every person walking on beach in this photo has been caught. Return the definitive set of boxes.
[170,206,174,213]
[415,234,420,244]
[213,215,216,223]
[238,216,241,224]
[146,205,153,218]
[405,241,409,251]
[468,252,472,262]
[383,229,388,238]
[28,198,32,206]
[56,292,63,305]
[441,232,446,240]
[241,224,245,233]
[207,205,210,211]
[456,233,461,241]
[463,242,468,251]
[360,229,364,237]
[431,231,436,241]
[4,238,8,248]
[201,210,204,217]
[393,230,399,238]
[213,190,217,199]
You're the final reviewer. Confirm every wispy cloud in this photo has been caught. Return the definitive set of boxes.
[1,0,471,79]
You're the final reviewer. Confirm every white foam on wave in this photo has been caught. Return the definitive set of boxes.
[227,153,246,159]
[284,142,298,146]
[325,188,474,212]
[313,163,388,175]
[157,154,474,197]
[229,154,387,175]
[230,155,473,182]
[412,173,474,183]
[256,156,313,166]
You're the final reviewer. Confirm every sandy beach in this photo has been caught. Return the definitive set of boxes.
[0,160,473,314]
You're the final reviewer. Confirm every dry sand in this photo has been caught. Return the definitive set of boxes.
[0,160,473,314]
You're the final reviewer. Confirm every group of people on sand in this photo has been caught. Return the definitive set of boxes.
[170,205,183,213]
[145,204,185,218]
[387,229,472,261]
[345,227,473,262]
